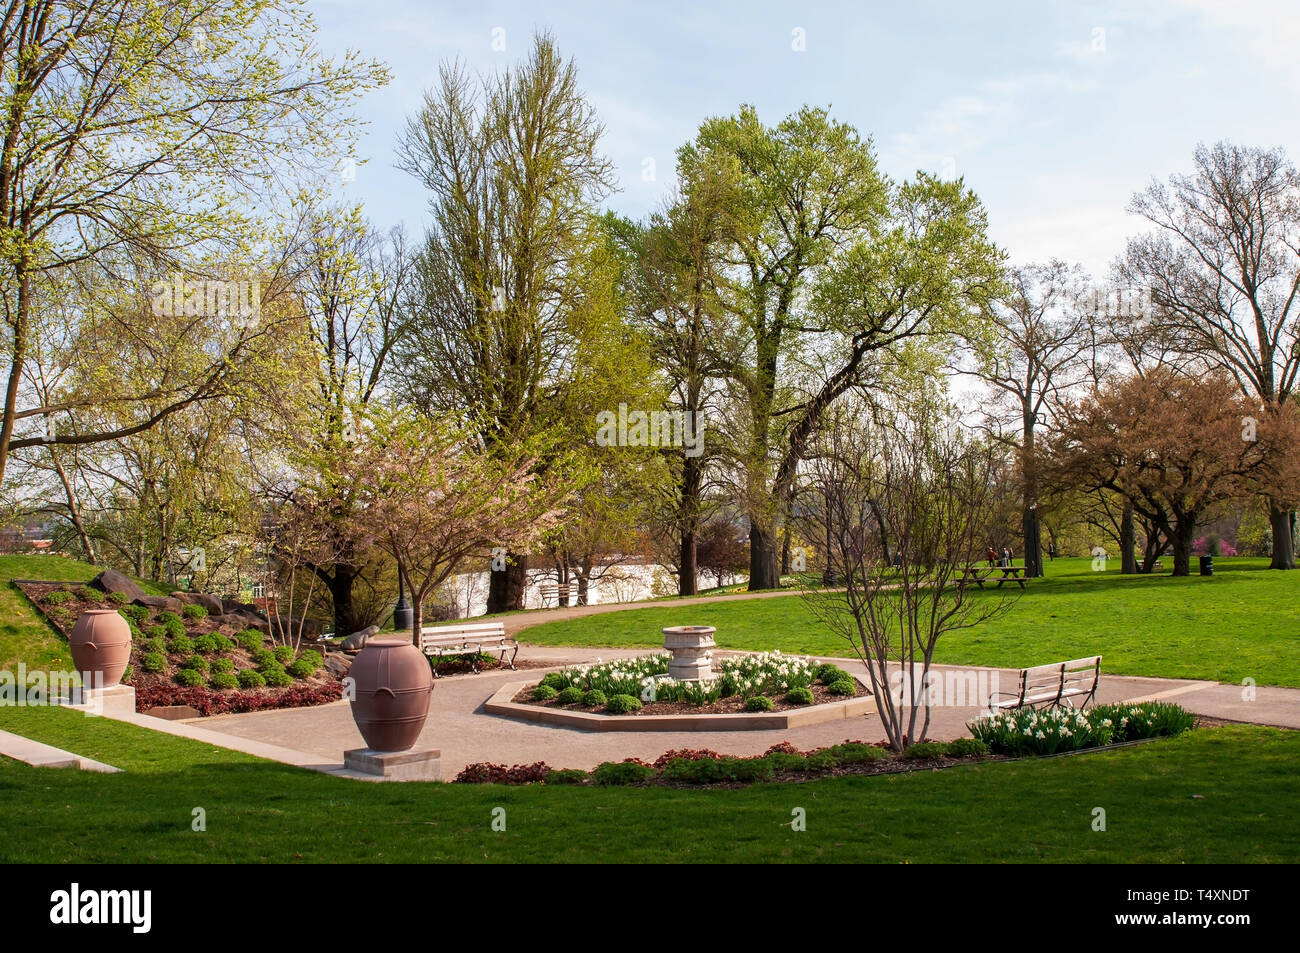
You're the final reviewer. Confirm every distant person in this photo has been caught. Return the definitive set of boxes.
[1001,547,1012,568]
[986,546,998,567]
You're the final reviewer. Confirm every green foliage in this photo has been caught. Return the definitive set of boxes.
[192,634,220,655]
[555,686,584,705]
[591,760,655,786]
[273,645,296,664]
[166,636,194,656]
[157,611,182,626]
[174,668,204,687]
[539,672,568,690]
[783,687,814,705]
[121,604,150,623]
[144,625,167,641]
[744,695,775,712]
[604,694,642,714]
[237,669,266,689]
[660,756,775,784]
[531,684,558,701]
[181,654,208,673]
[236,630,264,653]
[298,649,323,670]
[78,587,105,604]
[945,738,990,759]
[968,706,1117,756]
[816,663,848,683]
[826,678,856,696]
[1091,701,1196,741]
[824,742,887,764]
[164,619,186,639]
[43,589,73,606]
[209,672,239,690]
[545,768,588,785]
[251,648,276,667]
[581,689,607,707]
[120,665,134,682]
[140,653,167,673]
[260,663,292,687]
[182,604,208,620]
[286,659,315,679]
[107,591,129,605]
[903,742,948,760]
[210,658,234,674]
[142,637,166,656]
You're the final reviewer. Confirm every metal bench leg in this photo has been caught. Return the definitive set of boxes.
[506,643,518,670]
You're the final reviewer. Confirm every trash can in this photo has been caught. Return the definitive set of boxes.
[1199,554,1214,576]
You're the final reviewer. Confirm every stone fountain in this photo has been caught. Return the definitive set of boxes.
[661,625,716,680]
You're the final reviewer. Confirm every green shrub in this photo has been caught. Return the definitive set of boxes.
[142,637,166,655]
[211,658,234,674]
[212,633,235,653]
[591,760,655,786]
[78,587,105,603]
[237,669,266,689]
[140,652,167,673]
[166,635,194,656]
[163,619,186,639]
[287,659,315,679]
[251,647,275,666]
[903,741,949,760]
[236,630,264,652]
[209,672,239,690]
[174,668,204,687]
[144,624,167,640]
[1091,701,1195,741]
[581,689,607,707]
[604,693,642,714]
[43,589,73,606]
[826,678,856,696]
[945,737,990,759]
[120,664,134,682]
[192,633,220,654]
[157,610,182,625]
[783,687,814,706]
[556,686,584,705]
[273,645,296,664]
[261,663,292,687]
[825,742,888,764]
[815,662,848,683]
[181,654,208,673]
[660,756,775,784]
[121,604,150,622]
[529,684,556,701]
[539,672,568,690]
[744,694,775,712]
[48,606,73,622]
[545,768,589,785]
[182,603,208,620]
[799,750,837,772]
[107,591,128,605]
[297,649,323,671]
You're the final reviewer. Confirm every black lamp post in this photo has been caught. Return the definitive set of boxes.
[392,562,413,632]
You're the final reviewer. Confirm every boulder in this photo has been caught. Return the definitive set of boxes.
[340,624,379,652]
[324,653,353,677]
[221,598,265,620]
[170,591,223,615]
[91,569,145,602]
[210,610,269,633]
[132,595,183,613]
[268,615,325,642]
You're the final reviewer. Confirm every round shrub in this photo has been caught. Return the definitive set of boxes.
[591,760,655,786]
[826,678,856,696]
[78,587,105,603]
[783,687,814,706]
[825,741,888,764]
[604,694,642,714]
[237,669,266,689]
[181,654,208,673]
[273,645,296,664]
[209,672,239,690]
[581,689,607,707]
[903,741,948,760]
[143,637,166,655]
[212,633,235,653]
[251,647,276,666]
[531,684,559,701]
[211,657,234,674]
[107,591,128,605]
[297,649,323,671]
[174,668,204,687]
[556,686,584,705]
[166,635,194,656]
[144,624,167,640]
[236,630,264,652]
[287,659,315,679]
[545,768,588,785]
[43,589,72,606]
[744,694,775,712]
[163,619,186,639]
[261,663,292,687]
[945,737,990,759]
[48,606,73,622]
[140,652,167,673]
[539,672,569,690]
[157,610,182,625]
[816,663,848,684]
[182,603,207,620]
[192,633,220,654]
[122,604,150,623]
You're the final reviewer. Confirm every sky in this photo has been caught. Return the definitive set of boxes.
[310,0,1300,278]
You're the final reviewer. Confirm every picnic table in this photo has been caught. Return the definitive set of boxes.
[960,565,1028,589]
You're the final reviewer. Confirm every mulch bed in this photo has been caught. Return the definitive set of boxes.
[512,678,866,714]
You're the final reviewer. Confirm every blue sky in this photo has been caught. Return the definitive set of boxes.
[312,0,1300,276]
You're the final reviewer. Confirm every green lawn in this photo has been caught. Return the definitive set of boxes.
[0,705,1294,863]
[0,556,162,671]
[518,558,1300,687]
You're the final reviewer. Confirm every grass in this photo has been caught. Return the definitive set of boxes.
[0,705,1294,863]
[0,555,169,671]
[517,557,1300,687]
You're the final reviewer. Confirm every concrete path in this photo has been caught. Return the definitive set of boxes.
[0,727,120,773]
[189,647,1291,778]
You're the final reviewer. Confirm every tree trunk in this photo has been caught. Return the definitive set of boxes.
[0,273,30,489]
[50,449,95,564]
[1170,521,1196,576]
[1022,505,1042,579]
[576,573,589,607]
[1120,502,1137,575]
[780,525,792,576]
[327,566,359,638]
[747,518,781,590]
[486,553,528,613]
[409,598,423,648]
[679,528,698,596]
[1268,502,1295,570]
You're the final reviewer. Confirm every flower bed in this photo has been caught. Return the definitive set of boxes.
[513,651,865,715]
[456,702,1199,787]
[19,581,342,715]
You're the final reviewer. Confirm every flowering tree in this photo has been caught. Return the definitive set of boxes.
[797,398,1019,752]
[343,411,570,642]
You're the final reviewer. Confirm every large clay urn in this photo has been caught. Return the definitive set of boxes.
[69,609,133,688]
[348,638,434,751]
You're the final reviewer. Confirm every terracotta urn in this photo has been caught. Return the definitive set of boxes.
[69,609,133,688]
[348,638,434,751]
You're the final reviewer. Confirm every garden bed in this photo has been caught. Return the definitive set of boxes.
[18,580,343,716]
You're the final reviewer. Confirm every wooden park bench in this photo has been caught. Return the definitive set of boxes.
[537,581,570,608]
[960,565,1028,589]
[419,621,518,677]
[991,655,1103,711]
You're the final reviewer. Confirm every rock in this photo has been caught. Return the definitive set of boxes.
[132,595,183,613]
[324,653,353,676]
[221,598,265,620]
[91,569,145,602]
[340,625,379,652]
[268,615,325,642]
[170,591,223,615]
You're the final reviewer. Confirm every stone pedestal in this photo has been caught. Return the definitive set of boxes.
[343,747,441,781]
[662,626,716,680]
[57,684,136,717]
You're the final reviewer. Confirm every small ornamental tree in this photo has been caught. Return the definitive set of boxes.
[797,398,1020,752]
[343,410,570,643]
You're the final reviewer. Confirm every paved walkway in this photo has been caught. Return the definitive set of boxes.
[190,646,1298,778]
